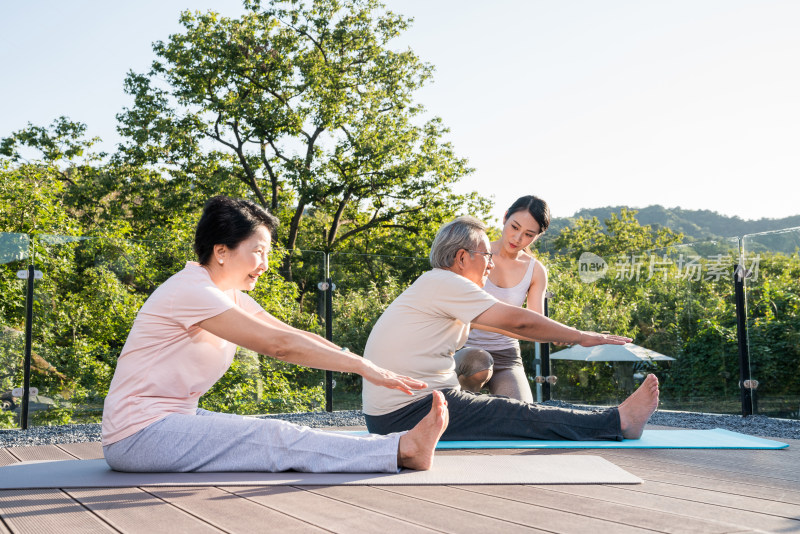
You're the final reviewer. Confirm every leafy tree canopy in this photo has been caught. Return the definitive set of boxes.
[552,208,683,260]
[115,0,487,254]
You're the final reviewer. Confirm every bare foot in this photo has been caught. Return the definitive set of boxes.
[397,390,449,470]
[618,374,659,439]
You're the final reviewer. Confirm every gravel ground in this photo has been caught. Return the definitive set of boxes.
[1,401,797,449]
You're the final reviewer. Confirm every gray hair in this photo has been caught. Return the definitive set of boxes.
[429,216,487,269]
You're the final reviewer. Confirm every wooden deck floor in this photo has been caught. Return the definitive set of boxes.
[0,425,798,533]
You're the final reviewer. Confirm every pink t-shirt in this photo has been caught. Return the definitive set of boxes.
[101,262,264,446]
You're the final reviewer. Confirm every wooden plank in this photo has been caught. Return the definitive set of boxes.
[528,482,800,533]
[438,447,800,503]
[618,464,800,505]
[223,485,441,533]
[66,487,224,534]
[456,483,736,534]
[0,450,18,467]
[1,436,797,534]
[612,478,800,518]
[146,486,330,534]
[305,485,546,533]
[5,444,73,463]
[57,442,104,460]
[599,451,800,493]
[382,485,654,534]
[0,489,116,533]
[482,447,800,505]
[600,448,800,480]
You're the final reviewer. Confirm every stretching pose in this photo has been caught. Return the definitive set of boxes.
[362,216,659,442]
[455,195,550,402]
[102,196,447,473]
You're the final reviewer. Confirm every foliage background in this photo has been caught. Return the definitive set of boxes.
[1,0,798,427]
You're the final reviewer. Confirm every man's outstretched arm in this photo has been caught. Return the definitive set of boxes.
[471,302,631,346]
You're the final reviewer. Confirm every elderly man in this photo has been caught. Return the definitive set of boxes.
[362,216,659,441]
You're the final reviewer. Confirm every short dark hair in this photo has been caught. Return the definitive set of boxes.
[194,196,279,265]
[505,195,550,233]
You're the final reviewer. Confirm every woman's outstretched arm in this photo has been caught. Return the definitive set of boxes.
[197,307,427,395]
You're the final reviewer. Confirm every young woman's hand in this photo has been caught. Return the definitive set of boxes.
[577,331,632,347]
[361,361,428,395]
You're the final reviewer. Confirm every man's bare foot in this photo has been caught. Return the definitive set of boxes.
[618,374,659,439]
[397,390,449,470]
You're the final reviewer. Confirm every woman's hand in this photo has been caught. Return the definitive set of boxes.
[577,331,632,347]
[361,361,427,395]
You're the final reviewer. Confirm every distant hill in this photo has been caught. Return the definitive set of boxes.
[538,205,800,252]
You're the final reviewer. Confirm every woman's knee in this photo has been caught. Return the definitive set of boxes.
[488,367,533,402]
[454,347,494,377]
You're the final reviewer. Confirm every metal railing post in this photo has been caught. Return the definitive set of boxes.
[21,264,35,430]
[540,294,552,401]
[323,253,334,412]
[733,262,755,416]
[324,277,334,412]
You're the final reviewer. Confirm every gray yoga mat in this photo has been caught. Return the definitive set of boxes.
[0,455,641,488]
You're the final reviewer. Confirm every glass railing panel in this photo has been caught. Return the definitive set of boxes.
[545,237,744,414]
[27,234,193,427]
[0,233,30,428]
[27,238,326,424]
[329,252,430,411]
[259,249,327,414]
[202,248,327,415]
[743,227,800,419]
[17,224,795,427]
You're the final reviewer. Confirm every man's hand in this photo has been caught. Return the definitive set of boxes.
[577,331,632,347]
[361,361,428,395]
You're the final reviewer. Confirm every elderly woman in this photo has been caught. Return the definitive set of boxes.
[102,196,447,473]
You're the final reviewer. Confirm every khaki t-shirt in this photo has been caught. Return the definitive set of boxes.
[362,269,498,416]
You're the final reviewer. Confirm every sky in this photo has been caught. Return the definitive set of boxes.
[1,0,798,223]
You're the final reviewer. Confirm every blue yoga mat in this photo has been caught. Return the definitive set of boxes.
[436,429,788,450]
[340,428,788,449]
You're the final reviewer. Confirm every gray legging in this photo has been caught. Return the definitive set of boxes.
[454,345,534,403]
[103,408,403,473]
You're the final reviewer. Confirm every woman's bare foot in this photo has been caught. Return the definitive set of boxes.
[397,390,449,470]
[618,374,659,439]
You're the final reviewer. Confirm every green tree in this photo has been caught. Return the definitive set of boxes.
[0,117,94,237]
[115,0,486,258]
[0,118,328,427]
[553,208,683,260]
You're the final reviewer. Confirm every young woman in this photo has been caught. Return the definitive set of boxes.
[102,196,448,473]
[453,195,550,402]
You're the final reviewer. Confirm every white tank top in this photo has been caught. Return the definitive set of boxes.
[466,257,536,351]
